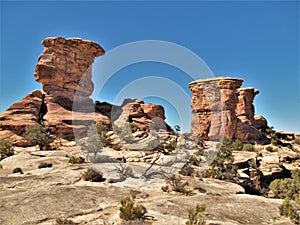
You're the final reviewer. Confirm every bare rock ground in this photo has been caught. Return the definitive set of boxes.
[0,146,293,225]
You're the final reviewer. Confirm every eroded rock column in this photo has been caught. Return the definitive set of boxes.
[189,77,243,140]
[34,37,109,139]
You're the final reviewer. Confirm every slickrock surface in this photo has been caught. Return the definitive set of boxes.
[0,146,293,225]
[189,77,268,143]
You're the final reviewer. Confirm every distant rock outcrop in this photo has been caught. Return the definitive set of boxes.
[189,77,268,143]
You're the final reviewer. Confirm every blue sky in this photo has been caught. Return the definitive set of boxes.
[1,0,299,133]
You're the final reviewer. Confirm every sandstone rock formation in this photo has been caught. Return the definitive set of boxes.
[189,77,268,143]
[34,37,109,139]
[0,37,171,146]
[106,99,171,132]
[0,90,44,146]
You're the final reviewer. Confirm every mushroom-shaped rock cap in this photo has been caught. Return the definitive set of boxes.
[42,37,105,57]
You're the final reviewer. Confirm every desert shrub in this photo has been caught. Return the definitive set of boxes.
[68,156,85,164]
[119,196,147,222]
[166,175,192,195]
[186,204,206,225]
[294,139,300,145]
[179,164,194,177]
[242,143,255,152]
[270,170,300,224]
[205,139,237,180]
[266,146,275,152]
[25,124,51,149]
[79,126,103,162]
[83,167,105,182]
[161,185,169,192]
[0,139,14,160]
[96,122,112,147]
[13,167,23,174]
[129,122,139,133]
[231,139,243,151]
[282,198,300,224]
[114,124,135,143]
[38,162,53,169]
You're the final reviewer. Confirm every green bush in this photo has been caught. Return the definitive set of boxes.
[186,204,206,225]
[68,156,85,164]
[166,175,192,195]
[266,146,275,152]
[129,122,139,133]
[231,139,243,151]
[242,143,255,152]
[119,196,147,221]
[205,140,237,180]
[83,167,105,182]
[179,164,194,177]
[114,124,135,144]
[25,124,51,149]
[96,122,112,147]
[0,139,14,160]
[270,170,300,224]
[79,126,103,162]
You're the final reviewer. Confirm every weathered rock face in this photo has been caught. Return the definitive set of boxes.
[189,77,243,140]
[189,77,269,143]
[34,37,109,139]
[34,37,104,97]
[0,90,44,146]
[99,99,171,132]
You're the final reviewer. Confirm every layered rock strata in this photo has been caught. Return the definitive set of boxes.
[189,77,268,143]
[0,37,171,146]
[34,37,109,139]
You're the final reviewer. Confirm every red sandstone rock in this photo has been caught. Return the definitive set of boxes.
[189,77,269,143]
[189,77,243,140]
[0,90,43,146]
[34,37,104,96]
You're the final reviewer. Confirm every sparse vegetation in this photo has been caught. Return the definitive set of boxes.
[96,122,112,147]
[242,143,255,152]
[38,162,53,169]
[163,175,192,195]
[186,204,206,225]
[266,146,276,152]
[83,167,105,182]
[294,139,300,145]
[119,196,147,222]
[13,167,23,174]
[0,139,14,160]
[204,137,237,180]
[179,164,194,177]
[129,122,139,133]
[79,125,103,162]
[114,124,135,144]
[269,170,300,224]
[68,156,85,164]
[25,124,51,149]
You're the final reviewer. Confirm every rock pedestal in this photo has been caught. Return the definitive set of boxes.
[189,77,268,143]
[189,77,243,140]
[34,37,109,139]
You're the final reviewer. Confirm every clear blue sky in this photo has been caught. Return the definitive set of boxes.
[1,0,299,133]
